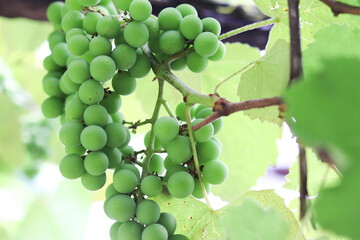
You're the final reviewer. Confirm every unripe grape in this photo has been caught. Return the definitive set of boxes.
[157,212,176,235]
[42,77,62,97]
[186,52,208,73]
[67,35,89,56]
[175,102,195,121]
[104,123,128,148]
[140,175,163,197]
[159,30,185,55]
[105,183,119,199]
[158,7,182,30]
[65,144,86,155]
[83,104,109,127]
[129,0,152,21]
[117,221,142,240]
[47,1,65,24]
[111,44,137,70]
[194,32,219,57]
[90,55,116,82]
[113,0,133,11]
[192,178,211,199]
[169,234,189,240]
[61,71,80,93]
[114,163,140,181]
[113,169,138,193]
[208,41,226,61]
[202,160,228,184]
[176,3,197,17]
[79,80,104,104]
[58,119,84,147]
[102,147,122,168]
[112,72,137,95]
[179,15,202,40]
[43,55,62,72]
[109,222,121,240]
[59,154,85,179]
[129,53,151,78]
[107,194,136,222]
[202,17,221,36]
[52,42,71,66]
[96,16,121,38]
[170,56,186,71]
[80,125,107,151]
[111,111,125,123]
[61,10,85,33]
[143,17,160,40]
[65,28,86,42]
[154,116,179,142]
[83,11,102,34]
[80,0,101,7]
[100,91,122,114]
[48,30,66,51]
[164,156,176,170]
[42,97,64,118]
[81,172,106,190]
[196,139,221,164]
[167,171,195,198]
[67,58,90,84]
[211,136,222,150]
[65,97,87,121]
[166,135,192,163]
[89,36,112,56]
[136,199,160,225]
[192,118,214,143]
[84,151,109,175]
[141,224,168,240]
[124,21,149,48]
[148,154,165,175]
[119,127,131,148]
[163,164,187,182]
[144,130,162,149]
[119,145,135,158]
[196,108,223,134]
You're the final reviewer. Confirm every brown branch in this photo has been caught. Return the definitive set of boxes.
[299,146,308,219]
[192,97,282,131]
[317,149,342,177]
[319,0,360,16]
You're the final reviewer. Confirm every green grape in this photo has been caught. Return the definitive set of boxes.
[202,160,228,184]
[179,15,202,40]
[52,42,71,66]
[113,0,133,11]
[113,169,138,193]
[67,59,90,84]
[107,194,136,221]
[129,0,152,21]
[59,121,84,146]
[61,10,85,33]
[110,112,124,124]
[47,1,65,24]
[44,70,63,79]
[65,0,82,10]
[62,71,80,93]
[175,102,195,122]
[208,41,226,61]
[80,0,100,7]
[42,76,62,97]
[186,52,208,73]
[119,145,134,158]
[154,116,179,142]
[192,118,214,143]
[42,97,64,118]
[112,72,137,96]
[142,224,168,240]
[164,156,176,170]
[102,147,122,168]
[65,144,86,155]
[80,125,107,151]
[128,53,151,78]
[65,93,78,106]
[104,123,127,147]
[117,221,142,240]
[196,108,222,134]
[100,91,122,114]
[201,17,221,36]
[136,199,160,225]
[90,55,116,82]
[196,139,221,164]
[194,104,207,115]
[170,56,186,71]
[192,178,210,199]
[144,130,162,149]
[66,55,79,67]
[159,30,185,55]
[43,55,62,72]
[100,0,112,5]
[140,175,163,197]
[103,1,118,15]
[124,21,149,48]
[59,76,72,95]
[148,33,163,54]
[176,3,197,17]
[65,97,87,121]
[93,5,110,15]
[65,28,86,42]
[81,51,95,63]
[59,154,85,179]
[84,151,109,175]
[165,136,192,163]
[105,183,119,199]
[96,16,121,38]
[158,7,182,30]
[169,234,189,240]
[157,212,176,235]
[81,172,106,190]
[148,154,165,175]
[163,164,187,182]
[194,32,219,57]
[143,17,160,40]
[111,44,137,70]
[89,36,112,57]
[78,79,104,104]
[167,171,194,198]
[114,163,140,181]
[211,136,222,150]
[67,35,89,56]
[118,127,131,148]
[114,29,126,45]
[83,104,109,126]
[83,12,102,35]
[110,222,122,240]
[48,30,66,51]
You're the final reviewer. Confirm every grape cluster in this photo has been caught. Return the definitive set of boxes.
[43,0,226,239]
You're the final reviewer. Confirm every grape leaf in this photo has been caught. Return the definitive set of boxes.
[253,0,358,49]
[153,190,304,240]
[237,39,290,125]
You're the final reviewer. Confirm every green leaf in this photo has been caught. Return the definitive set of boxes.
[153,190,304,240]
[253,0,358,49]
[237,39,290,125]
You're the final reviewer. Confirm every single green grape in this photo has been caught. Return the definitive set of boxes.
[107,194,136,222]
[158,7,182,30]
[61,71,80,93]
[124,21,149,48]
[43,55,62,72]
[169,234,189,240]
[78,79,104,104]
[202,17,221,36]
[211,136,222,150]
[163,164,187,182]
[80,50,95,63]
[109,222,122,240]
[104,122,128,148]
[83,104,109,127]
[80,125,107,151]
[176,3,197,17]
[113,0,133,11]
[65,28,86,42]
[89,36,112,56]
[167,171,195,198]
[96,16,121,38]
[163,156,176,170]
[154,116,179,142]
[129,53,151,78]
[170,56,186,71]
[83,11,102,34]
[196,108,223,134]
[47,1,65,24]
[111,44,137,70]
[112,71,137,96]
[90,55,116,82]
[129,0,152,21]
[42,97,64,118]
[105,183,119,199]
[52,42,71,66]
[59,154,85,179]
[114,163,140,181]
[179,15,202,40]
[80,0,100,7]
[67,35,89,56]
[119,145,135,159]
[84,151,109,175]
[67,58,90,84]
[100,91,122,114]
[111,111,125,123]
[194,32,219,57]
[157,212,176,235]
[159,30,185,55]
[81,172,106,190]
[141,224,168,240]
[144,130,162,149]
[202,160,228,184]
[175,102,195,122]
[113,169,138,193]
[143,17,160,40]
[208,41,226,61]
[148,154,165,175]
[196,139,221,164]
[117,221,142,240]
[65,144,86,155]
[140,175,163,197]
[48,30,66,51]
[165,135,192,163]
[192,178,211,199]
[102,147,122,169]
[114,29,126,45]
[136,199,160,225]
[65,97,87,121]
[61,10,85,33]
[192,118,214,143]
[186,52,208,73]
[118,127,131,148]
[42,76,62,97]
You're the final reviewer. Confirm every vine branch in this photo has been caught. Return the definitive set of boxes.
[299,146,308,219]
[319,0,360,16]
